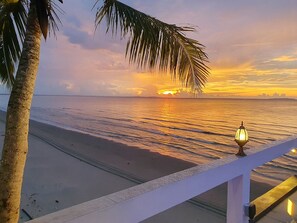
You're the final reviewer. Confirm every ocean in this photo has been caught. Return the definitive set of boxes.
[1,95,297,184]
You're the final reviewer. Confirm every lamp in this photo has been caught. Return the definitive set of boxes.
[235,121,249,156]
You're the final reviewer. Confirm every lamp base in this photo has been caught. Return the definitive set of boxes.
[236,146,246,157]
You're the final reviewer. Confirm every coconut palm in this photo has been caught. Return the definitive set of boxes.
[0,0,209,222]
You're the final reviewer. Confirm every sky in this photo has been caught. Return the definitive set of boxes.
[1,0,297,98]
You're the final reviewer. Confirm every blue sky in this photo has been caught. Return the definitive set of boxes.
[1,0,297,97]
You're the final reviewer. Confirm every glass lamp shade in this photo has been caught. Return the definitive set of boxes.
[235,122,249,147]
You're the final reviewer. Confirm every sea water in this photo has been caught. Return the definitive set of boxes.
[1,95,297,184]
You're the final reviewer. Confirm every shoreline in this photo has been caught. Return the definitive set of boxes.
[0,110,273,221]
[0,110,196,180]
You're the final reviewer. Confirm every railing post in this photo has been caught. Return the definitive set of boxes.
[227,172,251,223]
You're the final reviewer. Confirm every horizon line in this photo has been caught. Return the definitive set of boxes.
[1,93,296,100]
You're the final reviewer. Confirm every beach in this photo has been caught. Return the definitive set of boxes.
[1,96,297,184]
[0,110,273,222]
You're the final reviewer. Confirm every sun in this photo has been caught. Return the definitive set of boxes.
[158,90,179,96]
[162,90,176,95]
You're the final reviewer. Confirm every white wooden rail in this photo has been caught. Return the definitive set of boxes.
[28,136,297,223]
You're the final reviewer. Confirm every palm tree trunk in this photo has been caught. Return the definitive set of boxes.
[0,3,42,223]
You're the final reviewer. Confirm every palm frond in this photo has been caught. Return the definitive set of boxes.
[95,0,209,92]
[0,1,27,88]
[35,0,63,39]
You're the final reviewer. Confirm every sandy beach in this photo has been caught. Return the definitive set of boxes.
[0,110,273,222]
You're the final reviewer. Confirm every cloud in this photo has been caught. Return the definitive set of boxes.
[258,92,287,98]
[31,0,297,98]
[60,81,74,90]
[62,25,126,52]
[272,56,297,62]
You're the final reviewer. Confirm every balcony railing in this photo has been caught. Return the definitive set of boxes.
[28,135,297,223]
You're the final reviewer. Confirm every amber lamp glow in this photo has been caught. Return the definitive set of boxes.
[287,199,295,216]
[235,121,249,156]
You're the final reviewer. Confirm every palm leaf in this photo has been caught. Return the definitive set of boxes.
[95,0,209,92]
[35,0,49,38]
[35,0,63,39]
[0,0,63,89]
[0,1,27,88]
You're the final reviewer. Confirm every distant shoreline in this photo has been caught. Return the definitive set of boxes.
[1,94,295,100]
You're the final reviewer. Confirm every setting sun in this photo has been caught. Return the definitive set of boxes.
[158,90,179,95]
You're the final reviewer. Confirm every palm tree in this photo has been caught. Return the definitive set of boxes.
[0,0,209,222]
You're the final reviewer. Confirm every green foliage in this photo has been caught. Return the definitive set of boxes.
[35,0,63,39]
[95,0,209,92]
[0,1,27,87]
[0,0,63,89]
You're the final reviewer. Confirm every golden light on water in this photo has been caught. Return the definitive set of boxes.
[287,199,295,216]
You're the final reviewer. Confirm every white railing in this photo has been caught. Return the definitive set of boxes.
[28,136,297,223]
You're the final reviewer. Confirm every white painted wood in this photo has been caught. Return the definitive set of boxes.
[227,173,250,223]
[28,135,297,223]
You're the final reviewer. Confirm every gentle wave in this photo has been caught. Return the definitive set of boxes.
[1,95,297,184]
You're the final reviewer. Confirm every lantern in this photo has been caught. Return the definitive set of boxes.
[235,121,249,156]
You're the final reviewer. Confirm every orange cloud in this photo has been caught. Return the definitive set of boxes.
[272,55,297,62]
